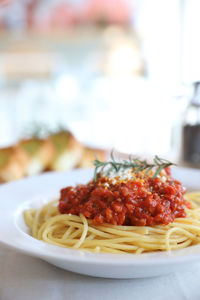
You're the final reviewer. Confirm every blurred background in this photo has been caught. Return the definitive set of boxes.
[0,0,200,182]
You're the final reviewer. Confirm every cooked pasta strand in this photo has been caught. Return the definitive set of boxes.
[24,193,200,254]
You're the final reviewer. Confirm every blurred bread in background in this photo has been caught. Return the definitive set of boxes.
[0,147,29,182]
[17,138,54,176]
[48,131,83,171]
[0,128,108,182]
[78,146,107,168]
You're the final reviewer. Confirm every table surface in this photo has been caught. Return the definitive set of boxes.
[1,244,200,300]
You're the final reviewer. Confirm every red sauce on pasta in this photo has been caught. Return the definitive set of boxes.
[58,171,189,226]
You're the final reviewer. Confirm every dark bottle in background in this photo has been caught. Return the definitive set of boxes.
[182,82,200,167]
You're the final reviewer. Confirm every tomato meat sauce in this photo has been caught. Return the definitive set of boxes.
[58,172,190,226]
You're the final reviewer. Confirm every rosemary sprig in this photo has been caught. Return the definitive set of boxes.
[93,152,175,182]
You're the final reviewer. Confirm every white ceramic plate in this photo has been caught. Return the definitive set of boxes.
[1,167,200,279]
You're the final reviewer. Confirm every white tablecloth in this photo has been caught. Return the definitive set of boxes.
[1,244,200,300]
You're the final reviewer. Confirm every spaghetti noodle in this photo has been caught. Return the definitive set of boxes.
[24,192,200,254]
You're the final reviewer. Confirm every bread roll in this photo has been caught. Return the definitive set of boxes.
[78,147,107,168]
[0,147,29,182]
[48,131,83,171]
[17,138,54,176]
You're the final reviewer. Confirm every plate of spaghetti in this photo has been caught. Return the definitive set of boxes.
[1,154,200,278]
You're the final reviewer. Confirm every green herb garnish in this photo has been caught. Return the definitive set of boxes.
[93,151,175,182]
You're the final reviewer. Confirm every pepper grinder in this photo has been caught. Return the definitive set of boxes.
[181,81,200,167]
